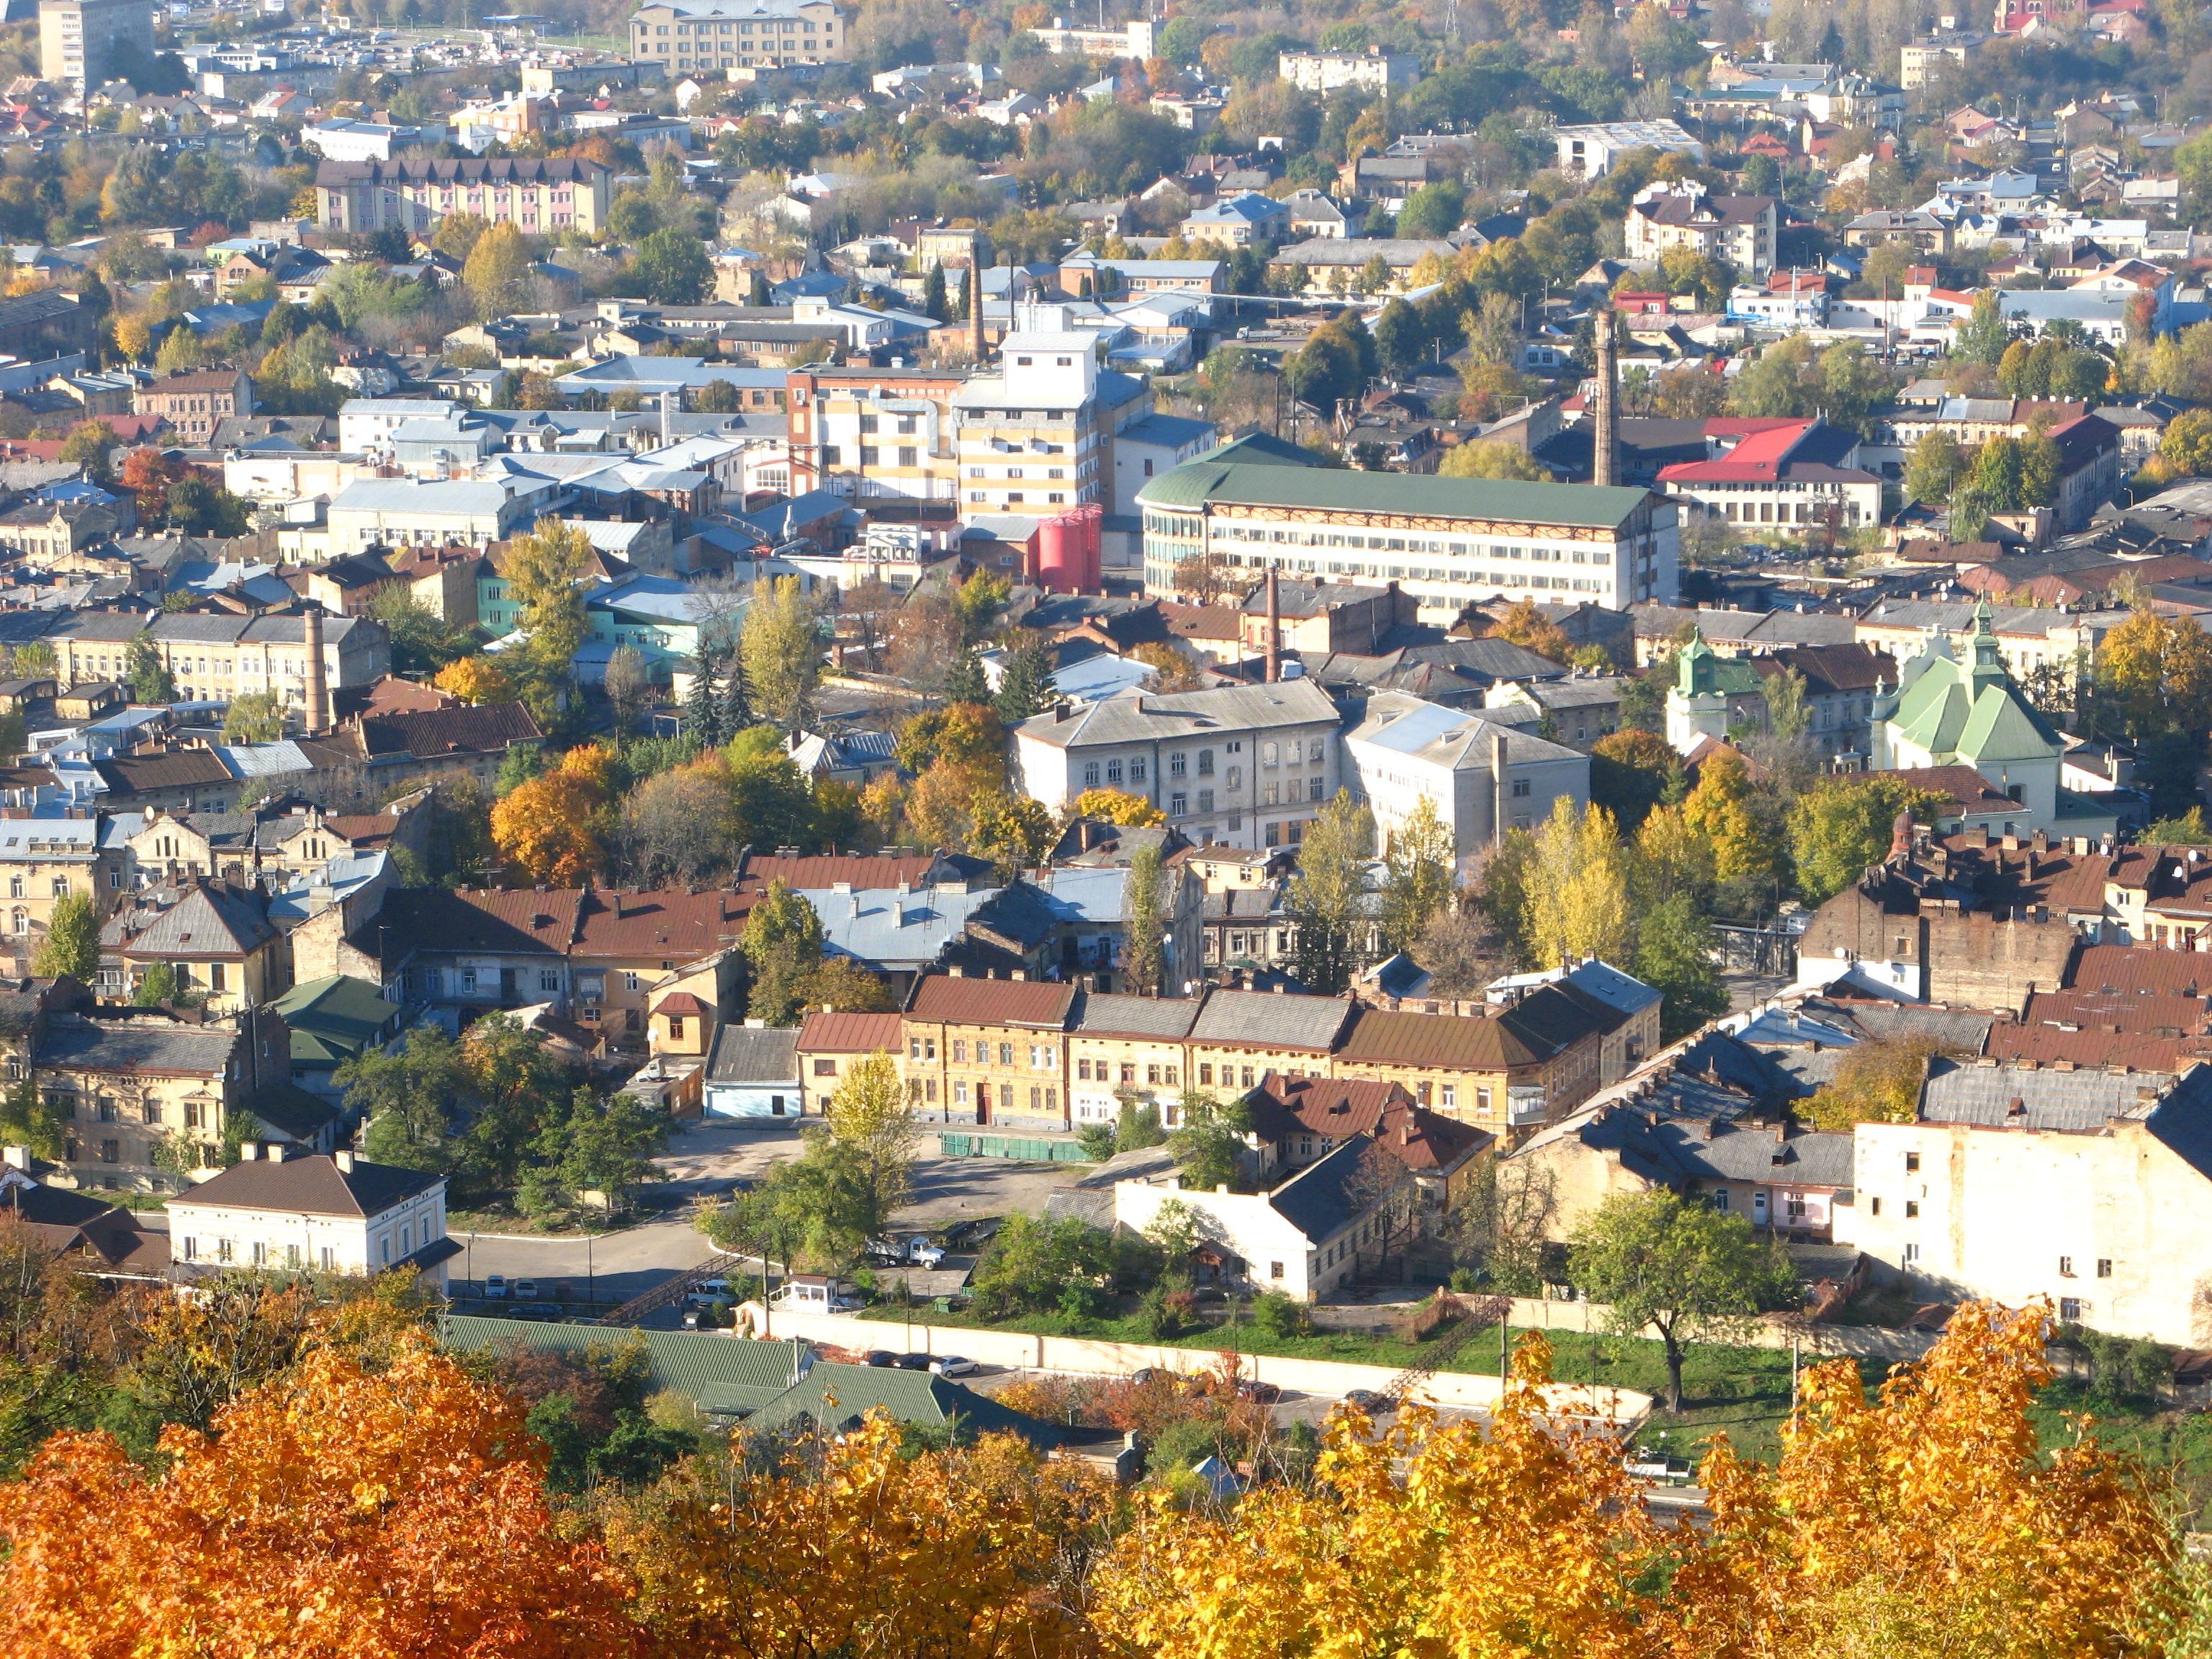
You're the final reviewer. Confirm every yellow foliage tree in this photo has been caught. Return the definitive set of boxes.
[1485,598,1574,662]
[435,655,518,706]
[0,1331,640,1658]
[1072,787,1168,826]
[1524,799,1632,968]
[1683,746,1784,889]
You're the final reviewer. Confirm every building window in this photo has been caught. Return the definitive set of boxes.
[667,1017,686,1040]
[541,970,558,992]
[1511,778,1532,797]
[1170,752,1187,778]
[813,1058,835,1076]
[1198,1064,1213,1085]
[1904,1151,1920,1172]
[2059,1297,2084,1321]
[1869,1195,1881,1216]
[1197,750,1214,775]
[2097,1258,2113,1278]
[1905,1200,1920,1218]
[2059,1256,2074,1277]
[953,1040,968,1063]
[1083,762,1100,788]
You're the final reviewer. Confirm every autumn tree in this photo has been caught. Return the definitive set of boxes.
[490,744,614,885]
[619,760,735,886]
[824,1048,918,1228]
[2099,606,2212,739]
[742,575,822,734]
[1588,728,1682,831]
[463,220,532,318]
[1683,746,1786,903]
[1377,795,1455,956]
[1129,640,1208,692]
[435,655,517,706]
[502,517,594,719]
[1286,791,1377,994]
[1789,774,1944,905]
[1072,787,1166,826]
[1569,1187,1797,1411]
[0,1330,641,1657]
[1484,598,1573,662]
[1524,799,1632,968]
[1801,1034,1944,1130]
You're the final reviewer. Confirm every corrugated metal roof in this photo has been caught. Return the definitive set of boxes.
[1189,989,1352,1051]
[1071,992,1200,1040]
[1137,459,1652,528]
[439,1316,809,1410]
[796,1010,904,1053]
[907,974,1076,1028]
[708,1024,801,1084]
[1921,1056,2162,1132]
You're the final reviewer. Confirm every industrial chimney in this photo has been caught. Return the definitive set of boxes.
[1264,564,1281,683]
[301,606,329,737]
[969,258,985,361]
[660,388,674,446]
[1592,307,1620,489]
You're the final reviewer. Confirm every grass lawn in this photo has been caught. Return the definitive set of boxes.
[445,1206,634,1238]
[864,1300,2212,1493]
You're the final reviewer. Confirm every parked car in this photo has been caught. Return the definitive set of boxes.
[894,1352,932,1371]
[930,1355,977,1377]
[863,1349,899,1368]
[1236,1380,1282,1404]
[1130,1367,1161,1386]
[482,1274,509,1299]
[512,1279,540,1300]
[1341,1389,1390,1414]
[687,1277,735,1307]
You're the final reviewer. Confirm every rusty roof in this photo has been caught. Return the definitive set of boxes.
[796,1010,904,1053]
[356,701,542,758]
[1982,1022,2212,1072]
[742,852,945,889]
[2020,986,2212,1035]
[368,887,583,956]
[570,888,748,960]
[906,973,1077,1028]
[1337,983,1616,1071]
[2067,945,2212,999]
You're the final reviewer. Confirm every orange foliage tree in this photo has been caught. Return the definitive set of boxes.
[490,745,616,885]
[436,654,518,706]
[0,1331,640,1658]
[603,1413,1104,1659]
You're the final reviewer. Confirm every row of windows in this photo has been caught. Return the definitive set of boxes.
[1076,1058,1181,1086]
[907,1035,1056,1069]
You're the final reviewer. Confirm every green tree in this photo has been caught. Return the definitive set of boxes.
[30,891,100,981]
[1166,1089,1249,1192]
[1952,289,2013,365]
[1568,1187,1797,1411]
[1634,894,1727,1042]
[1377,796,1455,956]
[1286,791,1377,994]
[700,1128,878,1268]
[741,879,825,1027]
[634,227,714,305]
[132,962,180,1007]
[367,587,472,676]
[526,1086,667,1215]
[220,689,284,744]
[824,1048,917,1235]
[1372,297,1426,376]
[339,1023,464,1174]
[503,517,593,719]
[922,262,948,323]
[992,635,1056,724]
[123,634,177,704]
[457,1015,570,1197]
[1120,842,1166,997]
[0,1073,63,1160]
[741,575,821,734]
[1788,775,1943,905]
[1902,428,1964,507]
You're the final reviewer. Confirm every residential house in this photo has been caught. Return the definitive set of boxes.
[1186,988,1354,1101]
[794,1008,903,1115]
[1331,989,1618,1136]
[1068,992,1201,1128]
[1623,183,1781,277]
[168,1144,455,1285]
[97,881,284,1012]
[1342,691,1589,866]
[703,1021,804,1120]
[900,971,1075,1129]
[0,817,130,976]
[132,368,253,444]
[1242,1072,1491,1219]
[269,973,402,1100]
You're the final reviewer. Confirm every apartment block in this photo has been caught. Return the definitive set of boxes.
[38,0,150,89]
[953,328,1148,515]
[132,368,253,444]
[314,156,611,236]
[629,0,846,72]
[786,364,965,502]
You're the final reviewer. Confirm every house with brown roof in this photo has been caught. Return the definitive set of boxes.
[901,969,1077,1129]
[1331,984,1617,1139]
[132,367,253,444]
[168,1144,454,1285]
[1241,1073,1491,1213]
[796,1008,903,1115]
[0,1153,169,1278]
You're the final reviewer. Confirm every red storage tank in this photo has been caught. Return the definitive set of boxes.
[1037,514,1079,593]
[1076,503,1103,590]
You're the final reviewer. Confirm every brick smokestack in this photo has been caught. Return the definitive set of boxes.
[302,606,329,736]
[1264,563,1280,683]
[1592,307,1619,489]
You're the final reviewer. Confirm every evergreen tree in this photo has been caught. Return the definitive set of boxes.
[923,262,948,323]
[993,636,1056,723]
[943,648,989,705]
[683,647,724,747]
[747,270,773,307]
[719,641,752,734]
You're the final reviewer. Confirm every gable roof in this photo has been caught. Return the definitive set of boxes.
[439,1316,809,1416]
[708,1022,801,1084]
[1189,988,1354,1051]
[796,1009,904,1054]
[906,974,1076,1028]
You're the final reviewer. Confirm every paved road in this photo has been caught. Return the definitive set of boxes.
[453,1213,721,1308]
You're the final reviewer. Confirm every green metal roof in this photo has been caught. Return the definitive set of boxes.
[272,974,401,1068]
[1135,459,1650,529]
[742,1360,1061,1447]
[439,1315,809,1413]
[1195,431,1317,468]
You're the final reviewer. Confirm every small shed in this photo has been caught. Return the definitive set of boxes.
[704,1021,804,1121]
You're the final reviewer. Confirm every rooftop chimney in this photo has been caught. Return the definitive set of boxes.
[301,606,329,736]
[1592,307,1620,490]
[1264,564,1280,683]
[239,1141,262,1160]
[333,1148,355,1172]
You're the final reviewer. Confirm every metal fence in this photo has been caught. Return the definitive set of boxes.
[937,1133,1092,1164]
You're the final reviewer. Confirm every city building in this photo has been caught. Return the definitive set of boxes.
[1012,680,1343,853]
[793,1008,903,1115]
[1026,17,1154,56]
[46,610,387,711]
[784,364,965,501]
[313,156,612,237]
[1552,120,1704,178]
[1068,993,1201,1127]
[0,818,130,976]
[132,369,253,445]
[628,0,846,71]
[900,971,1075,1130]
[37,0,150,89]
[953,326,1148,514]
[1623,183,1781,277]
[1343,691,1590,865]
[1138,452,1679,619]
[168,1146,454,1285]
[1277,49,1421,95]
[1655,418,1882,539]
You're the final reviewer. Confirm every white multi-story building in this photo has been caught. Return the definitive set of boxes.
[1012,680,1341,853]
[1343,691,1590,867]
[953,325,1146,515]
[1028,17,1154,56]
[1843,1059,2212,1348]
[167,1145,454,1286]
[1138,455,1678,622]
[1278,49,1421,94]
[1553,120,1704,178]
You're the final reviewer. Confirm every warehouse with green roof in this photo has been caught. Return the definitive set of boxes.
[1136,446,1678,619]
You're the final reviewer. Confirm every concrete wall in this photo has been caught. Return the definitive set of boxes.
[739,1305,1652,1425]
